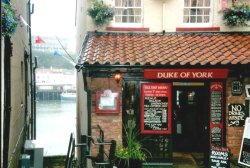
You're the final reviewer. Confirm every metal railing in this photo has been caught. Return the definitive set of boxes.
[65,125,116,168]
[65,133,76,168]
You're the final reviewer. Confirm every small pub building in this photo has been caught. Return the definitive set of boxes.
[76,32,250,166]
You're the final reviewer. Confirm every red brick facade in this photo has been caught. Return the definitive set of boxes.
[226,77,250,158]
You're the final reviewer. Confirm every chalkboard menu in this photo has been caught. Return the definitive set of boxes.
[209,146,230,168]
[211,90,222,124]
[239,118,250,167]
[211,127,222,147]
[228,104,246,127]
[140,83,172,134]
[210,82,224,147]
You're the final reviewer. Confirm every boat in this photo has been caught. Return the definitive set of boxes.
[60,89,76,101]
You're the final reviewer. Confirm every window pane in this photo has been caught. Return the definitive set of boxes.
[115,0,122,6]
[115,8,122,15]
[183,16,189,23]
[197,16,202,22]
[129,16,134,22]
[191,0,197,7]
[190,9,197,15]
[197,9,202,15]
[127,8,134,15]
[197,0,203,7]
[204,0,210,6]
[115,16,122,22]
[204,9,209,15]
[134,9,141,15]
[122,0,127,7]
[190,16,196,22]
[204,16,209,22]
[184,0,190,7]
[122,9,128,15]
[134,16,141,23]
[184,9,189,15]
[135,0,141,7]
[127,0,133,7]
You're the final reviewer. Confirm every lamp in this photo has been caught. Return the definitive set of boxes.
[114,71,121,84]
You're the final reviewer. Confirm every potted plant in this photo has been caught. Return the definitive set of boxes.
[223,2,250,27]
[87,0,114,27]
[115,122,150,168]
[1,2,19,36]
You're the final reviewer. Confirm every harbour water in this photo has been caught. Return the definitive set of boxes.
[36,100,76,156]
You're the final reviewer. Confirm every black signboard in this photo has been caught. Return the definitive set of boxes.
[211,90,222,124]
[210,82,224,147]
[209,146,230,168]
[228,104,246,127]
[238,118,250,167]
[231,80,243,96]
[140,83,172,134]
[211,127,222,147]
[239,138,250,165]
[144,97,168,131]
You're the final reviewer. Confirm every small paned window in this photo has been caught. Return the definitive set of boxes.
[183,0,211,24]
[114,0,142,24]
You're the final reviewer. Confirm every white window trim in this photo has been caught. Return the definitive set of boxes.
[182,0,213,27]
[111,0,144,27]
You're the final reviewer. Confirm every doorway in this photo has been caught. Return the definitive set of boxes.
[172,83,209,153]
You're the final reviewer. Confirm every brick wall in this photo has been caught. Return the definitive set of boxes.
[89,77,123,155]
[226,77,250,158]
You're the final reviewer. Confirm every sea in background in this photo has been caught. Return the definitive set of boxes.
[36,100,76,156]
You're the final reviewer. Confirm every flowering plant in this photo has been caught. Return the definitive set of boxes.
[1,2,19,36]
[87,0,114,27]
[223,3,250,26]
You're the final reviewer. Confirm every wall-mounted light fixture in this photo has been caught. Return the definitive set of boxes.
[114,70,121,84]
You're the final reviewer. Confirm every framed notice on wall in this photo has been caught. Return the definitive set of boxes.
[140,83,172,134]
[96,89,119,114]
[238,117,250,167]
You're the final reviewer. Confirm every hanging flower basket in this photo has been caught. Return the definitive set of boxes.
[87,0,114,27]
[223,3,250,27]
[1,2,19,36]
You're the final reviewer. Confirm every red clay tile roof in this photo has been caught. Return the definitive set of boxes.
[78,32,250,66]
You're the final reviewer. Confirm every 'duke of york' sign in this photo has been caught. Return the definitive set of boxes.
[228,104,246,127]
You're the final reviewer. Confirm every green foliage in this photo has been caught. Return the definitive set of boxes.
[1,2,19,36]
[87,0,114,27]
[223,3,250,27]
[115,123,150,162]
[33,50,75,69]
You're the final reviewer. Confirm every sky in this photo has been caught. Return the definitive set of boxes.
[31,0,76,38]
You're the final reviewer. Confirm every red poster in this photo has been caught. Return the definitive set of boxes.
[210,82,224,146]
[140,83,172,134]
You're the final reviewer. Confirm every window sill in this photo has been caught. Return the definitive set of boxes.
[176,27,220,32]
[106,27,150,32]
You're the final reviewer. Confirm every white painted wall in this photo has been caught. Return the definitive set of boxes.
[1,0,31,167]
[78,0,250,33]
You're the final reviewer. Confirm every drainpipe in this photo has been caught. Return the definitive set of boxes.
[3,36,12,168]
[33,57,38,139]
[28,0,35,139]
